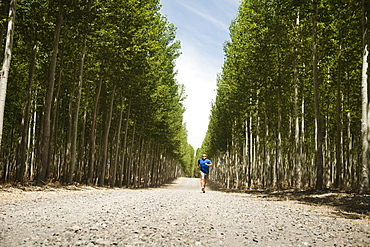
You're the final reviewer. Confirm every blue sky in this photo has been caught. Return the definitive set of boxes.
[160,0,240,150]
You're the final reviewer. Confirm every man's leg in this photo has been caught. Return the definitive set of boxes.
[200,178,205,188]
[203,173,209,192]
[200,172,206,191]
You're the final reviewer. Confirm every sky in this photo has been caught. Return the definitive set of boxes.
[160,0,240,150]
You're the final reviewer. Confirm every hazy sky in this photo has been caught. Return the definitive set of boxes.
[160,0,240,150]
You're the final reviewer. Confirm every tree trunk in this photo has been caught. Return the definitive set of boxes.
[50,63,63,181]
[360,0,369,193]
[15,41,37,182]
[301,91,306,187]
[149,142,157,187]
[37,1,62,185]
[294,10,302,190]
[87,75,103,185]
[110,97,123,187]
[143,140,150,187]
[0,0,16,146]
[312,0,324,190]
[335,35,343,189]
[98,85,116,187]
[248,113,253,188]
[127,121,136,187]
[77,84,89,182]
[28,97,38,180]
[277,71,282,189]
[135,135,143,188]
[264,106,272,189]
[118,95,131,187]
[294,64,302,189]
[64,87,74,183]
[67,38,87,184]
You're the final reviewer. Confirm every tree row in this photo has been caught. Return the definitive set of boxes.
[202,0,369,192]
[0,0,194,186]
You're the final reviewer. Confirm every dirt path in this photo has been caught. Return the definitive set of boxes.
[0,178,369,246]
[168,177,211,191]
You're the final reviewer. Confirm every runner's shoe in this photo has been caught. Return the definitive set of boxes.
[201,187,205,193]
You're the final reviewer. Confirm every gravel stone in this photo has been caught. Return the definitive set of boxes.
[1,178,369,246]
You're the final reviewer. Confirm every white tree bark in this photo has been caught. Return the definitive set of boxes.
[360,0,369,193]
[360,43,369,193]
[0,0,16,147]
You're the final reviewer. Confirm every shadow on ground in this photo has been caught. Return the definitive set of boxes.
[208,181,370,220]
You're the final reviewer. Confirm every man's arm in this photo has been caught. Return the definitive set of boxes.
[206,160,213,167]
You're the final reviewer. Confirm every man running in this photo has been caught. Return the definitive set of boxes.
[197,154,213,193]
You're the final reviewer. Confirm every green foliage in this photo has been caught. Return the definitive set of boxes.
[202,0,364,190]
[1,0,191,185]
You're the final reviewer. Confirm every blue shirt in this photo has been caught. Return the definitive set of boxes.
[198,158,212,173]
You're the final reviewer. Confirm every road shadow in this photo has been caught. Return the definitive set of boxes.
[208,181,370,220]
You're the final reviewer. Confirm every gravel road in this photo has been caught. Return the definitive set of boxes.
[0,178,369,246]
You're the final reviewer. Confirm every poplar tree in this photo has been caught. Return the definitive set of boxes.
[0,0,16,146]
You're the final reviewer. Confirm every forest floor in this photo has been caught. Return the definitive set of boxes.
[0,178,369,246]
